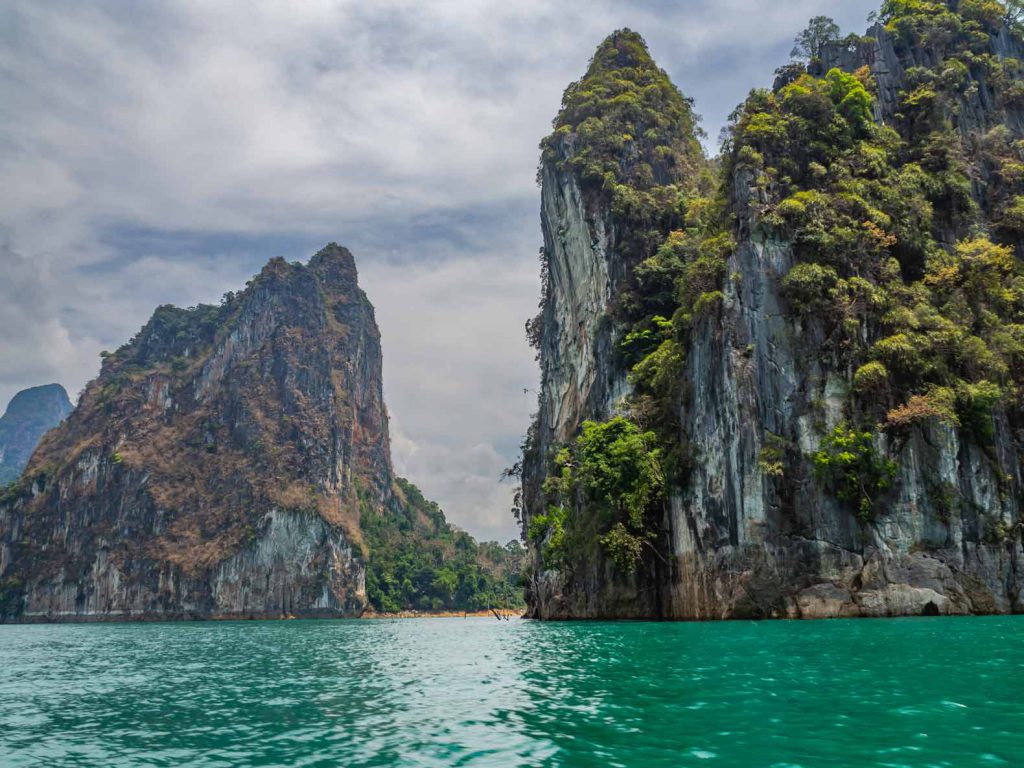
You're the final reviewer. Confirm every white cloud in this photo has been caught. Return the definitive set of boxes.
[360,253,537,542]
[0,0,878,539]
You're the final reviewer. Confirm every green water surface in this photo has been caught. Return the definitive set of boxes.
[0,616,1021,766]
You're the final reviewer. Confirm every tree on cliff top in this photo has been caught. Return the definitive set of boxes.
[791,16,841,61]
[1007,0,1024,28]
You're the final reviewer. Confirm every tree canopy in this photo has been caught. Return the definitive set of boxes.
[791,15,841,61]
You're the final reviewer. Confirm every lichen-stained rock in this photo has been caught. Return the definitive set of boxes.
[0,244,387,621]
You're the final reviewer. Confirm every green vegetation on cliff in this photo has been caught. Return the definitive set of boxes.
[524,1,1024,577]
[362,479,524,613]
[541,28,703,195]
[530,418,664,571]
[538,29,713,331]
[812,425,899,520]
[726,1,1024,448]
[527,30,719,571]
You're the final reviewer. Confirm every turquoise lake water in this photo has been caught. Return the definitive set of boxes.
[0,616,1022,767]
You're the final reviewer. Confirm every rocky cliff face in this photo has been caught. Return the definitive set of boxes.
[523,8,1024,619]
[0,245,388,620]
[665,181,1021,620]
[523,29,703,617]
[812,21,1024,138]
[534,155,621,451]
[0,384,72,484]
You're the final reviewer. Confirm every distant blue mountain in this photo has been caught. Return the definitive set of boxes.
[0,384,73,484]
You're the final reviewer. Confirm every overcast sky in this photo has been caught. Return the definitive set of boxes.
[0,0,878,542]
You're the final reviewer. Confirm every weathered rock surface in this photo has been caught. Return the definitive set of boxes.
[0,245,388,621]
[659,184,1022,621]
[0,384,72,484]
[522,22,1024,620]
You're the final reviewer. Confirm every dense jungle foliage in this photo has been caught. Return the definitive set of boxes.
[728,0,1024,453]
[363,479,525,613]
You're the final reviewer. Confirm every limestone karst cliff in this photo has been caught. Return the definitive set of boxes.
[0,244,520,621]
[0,384,72,484]
[521,5,1024,619]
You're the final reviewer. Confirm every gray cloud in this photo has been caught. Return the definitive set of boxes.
[0,242,97,399]
[0,0,878,541]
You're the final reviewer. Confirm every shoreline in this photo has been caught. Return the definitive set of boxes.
[0,607,527,624]
[361,608,524,620]
[4,609,1021,625]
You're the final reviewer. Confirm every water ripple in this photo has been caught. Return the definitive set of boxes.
[0,616,1022,766]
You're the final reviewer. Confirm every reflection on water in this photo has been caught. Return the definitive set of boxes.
[0,616,1022,766]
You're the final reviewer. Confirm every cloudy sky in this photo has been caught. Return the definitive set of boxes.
[0,0,877,542]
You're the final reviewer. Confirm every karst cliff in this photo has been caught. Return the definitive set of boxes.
[521,4,1024,619]
[0,244,519,621]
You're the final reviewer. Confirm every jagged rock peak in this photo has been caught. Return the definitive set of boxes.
[253,244,357,287]
[0,241,524,622]
[0,243,390,621]
[522,3,1024,621]
[526,26,710,492]
[309,242,359,284]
